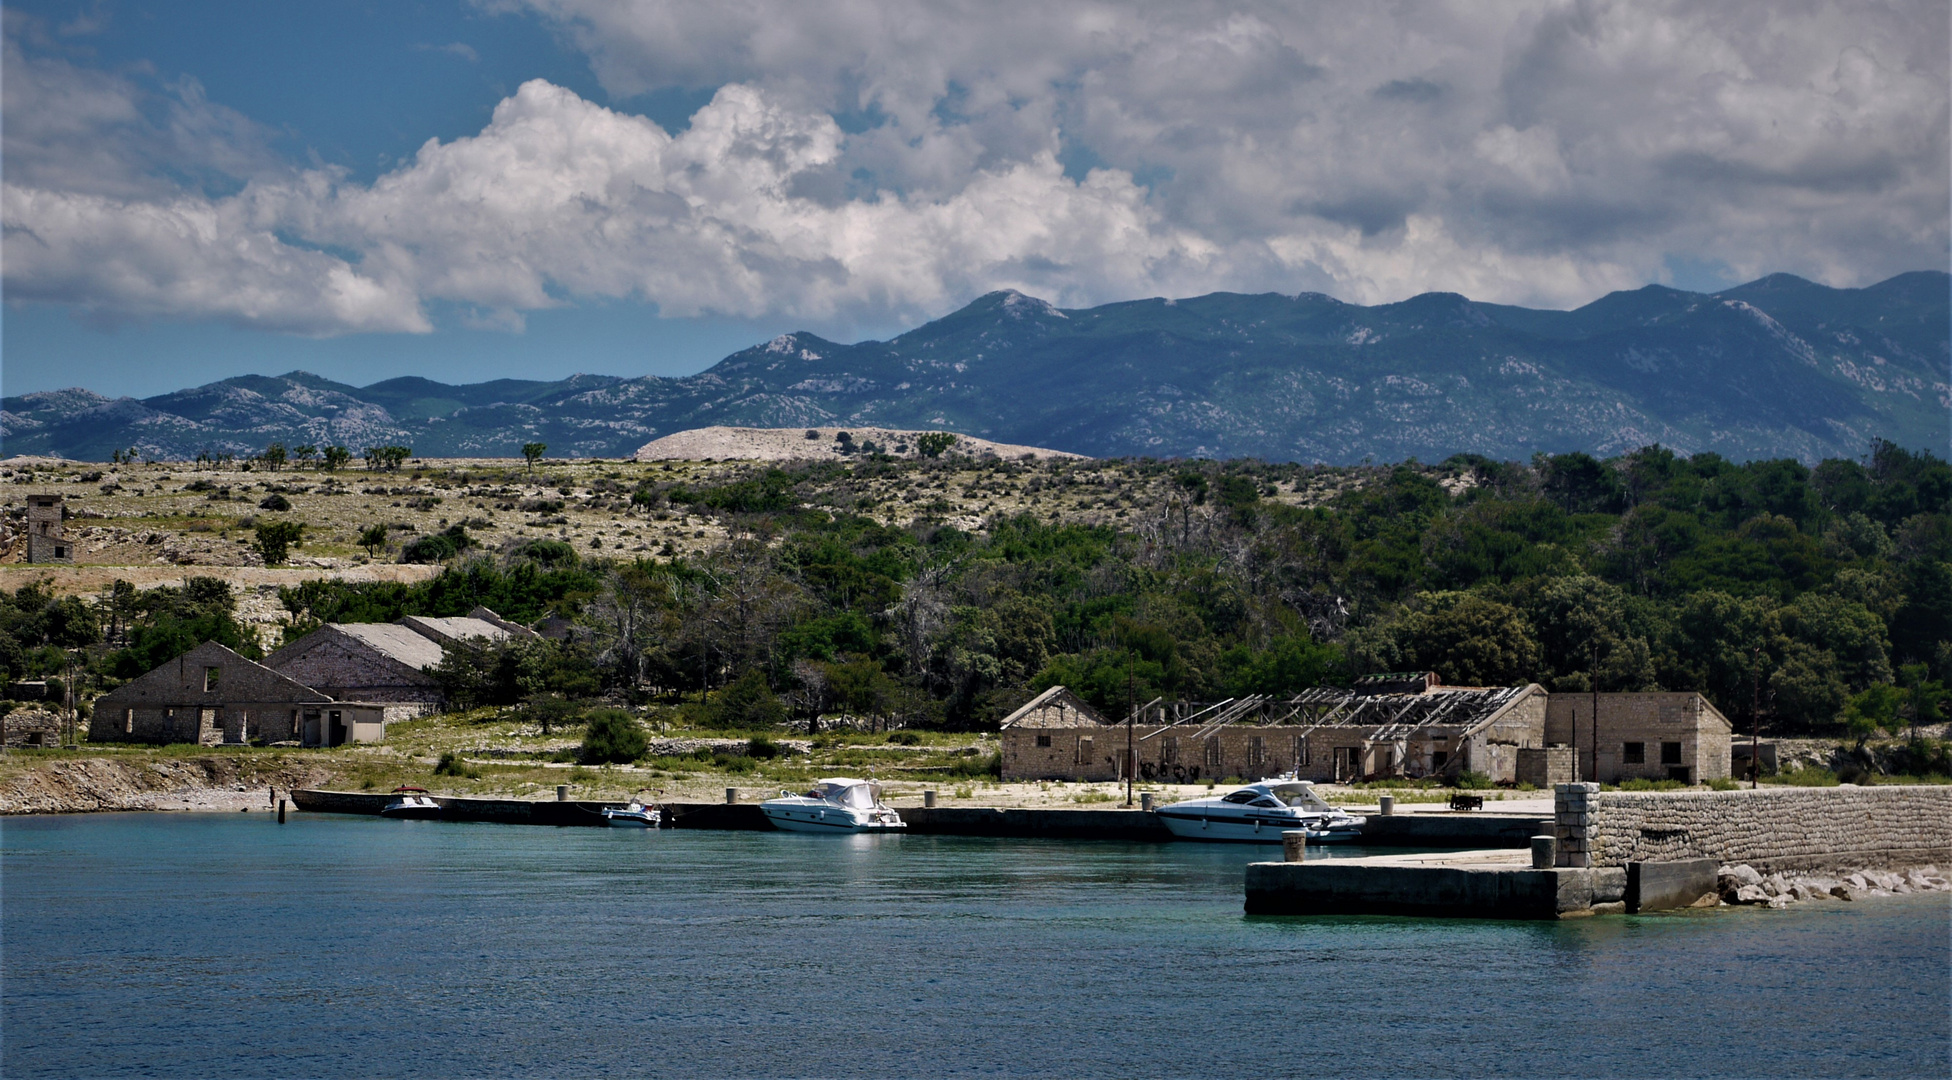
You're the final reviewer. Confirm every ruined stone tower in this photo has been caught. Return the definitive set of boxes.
[25,494,71,564]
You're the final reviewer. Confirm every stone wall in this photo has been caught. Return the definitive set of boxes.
[1557,783,1952,872]
[1517,746,1572,788]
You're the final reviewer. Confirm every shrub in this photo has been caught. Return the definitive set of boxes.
[886,731,922,746]
[1617,777,1686,792]
[258,493,292,511]
[580,709,647,764]
[255,521,304,565]
[401,525,472,564]
[1455,771,1494,790]
[1708,777,1739,791]
[746,735,783,759]
[706,669,786,729]
[433,751,479,779]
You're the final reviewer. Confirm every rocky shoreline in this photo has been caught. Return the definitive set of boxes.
[1717,863,1949,908]
[0,755,327,814]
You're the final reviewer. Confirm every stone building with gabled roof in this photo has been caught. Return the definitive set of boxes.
[262,607,538,721]
[89,640,384,746]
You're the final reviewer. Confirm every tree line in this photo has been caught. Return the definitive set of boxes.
[3,441,1946,742]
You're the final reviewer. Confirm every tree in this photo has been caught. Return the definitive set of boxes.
[321,446,352,472]
[523,443,547,472]
[365,446,411,471]
[708,668,786,729]
[916,432,957,459]
[261,442,288,472]
[254,521,304,566]
[1394,592,1541,687]
[292,444,318,469]
[357,524,390,558]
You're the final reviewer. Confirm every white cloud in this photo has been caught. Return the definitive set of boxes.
[2,1,1945,338]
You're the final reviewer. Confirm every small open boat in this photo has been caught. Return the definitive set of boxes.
[601,802,660,827]
[381,787,444,820]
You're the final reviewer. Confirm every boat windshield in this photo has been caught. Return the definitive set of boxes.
[811,781,878,808]
[1268,783,1331,810]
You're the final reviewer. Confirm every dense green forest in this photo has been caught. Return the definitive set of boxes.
[4,441,1947,739]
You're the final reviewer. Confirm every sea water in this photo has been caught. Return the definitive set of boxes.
[3,812,1947,1078]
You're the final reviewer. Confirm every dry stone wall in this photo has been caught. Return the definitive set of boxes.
[1566,784,1952,872]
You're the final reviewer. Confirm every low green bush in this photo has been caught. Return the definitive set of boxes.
[580,709,648,764]
[1708,777,1739,791]
[1616,777,1686,792]
[432,751,479,779]
[944,751,1002,780]
[746,735,783,759]
[1455,771,1494,790]
[886,731,922,746]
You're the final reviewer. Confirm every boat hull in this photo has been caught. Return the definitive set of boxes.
[602,810,659,828]
[1156,811,1308,844]
[760,804,905,833]
[380,804,444,820]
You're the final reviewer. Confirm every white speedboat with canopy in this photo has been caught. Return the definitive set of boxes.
[1156,779,1365,843]
[760,778,906,833]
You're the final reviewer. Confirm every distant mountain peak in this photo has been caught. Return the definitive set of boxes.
[4,271,1942,464]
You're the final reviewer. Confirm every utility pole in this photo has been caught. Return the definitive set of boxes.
[1590,639,1599,787]
[1750,646,1762,790]
[1125,648,1136,808]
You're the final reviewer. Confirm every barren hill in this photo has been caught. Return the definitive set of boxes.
[633,426,1085,462]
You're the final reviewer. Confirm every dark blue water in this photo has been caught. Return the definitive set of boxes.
[3,814,1947,1078]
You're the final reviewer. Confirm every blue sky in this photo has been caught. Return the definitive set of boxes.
[4,1,1945,400]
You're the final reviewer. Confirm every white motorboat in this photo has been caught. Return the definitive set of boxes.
[760,778,906,833]
[1156,779,1366,844]
[601,802,660,828]
[381,789,444,820]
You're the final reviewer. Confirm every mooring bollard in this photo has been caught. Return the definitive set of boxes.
[923,790,936,808]
[1531,834,1557,869]
[725,787,738,804]
[557,785,569,802]
[1282,830,1309,862]
[1379,794,1395,816]
[277,799,286,824]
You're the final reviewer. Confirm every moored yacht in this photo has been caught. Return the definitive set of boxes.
[381,788,444,820]
[760,778,906,833]
[1156,779,1365,843]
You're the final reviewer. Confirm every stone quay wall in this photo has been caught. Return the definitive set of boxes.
[1556,783,1952,872]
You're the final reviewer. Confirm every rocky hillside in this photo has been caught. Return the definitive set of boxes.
[5,271,1944,464]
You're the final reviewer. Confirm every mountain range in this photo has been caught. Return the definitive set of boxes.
[4,271,1945,464]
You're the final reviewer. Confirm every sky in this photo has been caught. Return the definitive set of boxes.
[3,0,1946,400]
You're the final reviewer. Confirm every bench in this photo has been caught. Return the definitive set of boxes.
[1448,793,1484,813]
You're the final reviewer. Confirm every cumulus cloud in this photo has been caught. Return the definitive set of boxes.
[2,1,1945,338]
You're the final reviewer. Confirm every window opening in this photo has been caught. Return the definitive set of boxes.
[1660,741,1682,765]
[1623,742,1645,764]
[203,667,220,693]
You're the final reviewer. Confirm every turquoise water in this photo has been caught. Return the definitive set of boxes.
[3,813,1947,1078]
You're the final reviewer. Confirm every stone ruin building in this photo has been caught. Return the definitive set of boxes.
[88,606,539,745]
[1001,673,1731,786]
[263,606,539,722]
[90,640,385,747]
[24,494,72,564]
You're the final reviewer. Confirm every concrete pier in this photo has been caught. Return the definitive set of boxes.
[290,789,621,826]
[1244,849,1719,919]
